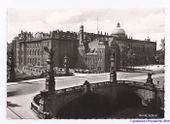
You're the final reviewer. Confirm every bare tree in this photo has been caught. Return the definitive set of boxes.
[155,38,165,64]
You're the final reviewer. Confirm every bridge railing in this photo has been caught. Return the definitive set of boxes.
[32,79,164,107]
[31,94,41,113]
[91,80,146,89]
[55,85,84,96]
[31,79,164,118]
[91,81,111,88]
[53,80,163,95]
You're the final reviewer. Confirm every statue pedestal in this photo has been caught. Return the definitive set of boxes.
[38,90,55,119]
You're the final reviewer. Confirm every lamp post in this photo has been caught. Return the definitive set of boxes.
[63,56,69,75]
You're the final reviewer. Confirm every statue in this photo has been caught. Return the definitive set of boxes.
[146,73,153,84]
[110,48,117,84]
[110,37,120,71]
[44,47,55,93]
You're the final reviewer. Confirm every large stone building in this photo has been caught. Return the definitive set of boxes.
[12,30,79,75]
[12,22,156,75]
[77,22,156,73]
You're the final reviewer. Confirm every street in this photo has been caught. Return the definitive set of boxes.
[7,68,164,119]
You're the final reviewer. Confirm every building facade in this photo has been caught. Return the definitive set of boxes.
[13,30,78,75]
[77,23,156,72]
[12,22,156,75]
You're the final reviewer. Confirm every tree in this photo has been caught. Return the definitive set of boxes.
[7,42,16,81]
[160,38,165,51]
[127,48,136,69]
[155,38,165,64]
[120,45,129,68]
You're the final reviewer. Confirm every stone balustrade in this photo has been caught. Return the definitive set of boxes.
[31,79,164,119]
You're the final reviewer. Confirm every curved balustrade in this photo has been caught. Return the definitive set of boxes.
[32,80,164,111]
[31,95,40,113]
[33,94,41,105]
[55,85,84,96]
[31,79,164,119]
[54,80,163,95]
[52,80,163,96]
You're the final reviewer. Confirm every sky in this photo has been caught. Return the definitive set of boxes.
[7,8,165,49]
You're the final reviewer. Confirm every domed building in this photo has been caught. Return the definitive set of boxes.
[111,22,127,39]
[12,22,156,75]
[78,22,156,72]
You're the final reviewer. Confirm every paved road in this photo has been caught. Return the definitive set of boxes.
[7,71,164,119]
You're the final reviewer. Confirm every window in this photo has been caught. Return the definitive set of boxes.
[37,49,39,55]
[38,62,40,66]
[35,58,37,64]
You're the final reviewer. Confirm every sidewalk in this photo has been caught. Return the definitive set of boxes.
[7,107,21,119]
[7,93,39,119]
[133,64,165,71]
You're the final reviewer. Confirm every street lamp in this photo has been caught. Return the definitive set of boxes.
[63,56,69,75]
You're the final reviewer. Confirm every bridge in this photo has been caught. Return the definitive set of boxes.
[31,47,164,119]
[31,79,164,119]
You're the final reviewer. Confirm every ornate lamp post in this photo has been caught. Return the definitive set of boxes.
[63,56,69,75]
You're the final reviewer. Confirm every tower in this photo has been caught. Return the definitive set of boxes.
[79,25,84,45]
[76,25,87,69]
[97,32,106,72]
[78,25,85,56]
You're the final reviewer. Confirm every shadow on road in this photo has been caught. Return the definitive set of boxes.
[7,91,19,97]
[7,101,22,107]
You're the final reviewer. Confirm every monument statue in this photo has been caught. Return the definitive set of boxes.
[44,47,55,93]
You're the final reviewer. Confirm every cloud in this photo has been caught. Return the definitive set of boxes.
[7,8,165,49]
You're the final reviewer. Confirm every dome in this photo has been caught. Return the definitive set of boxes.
[111,22,126,36]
